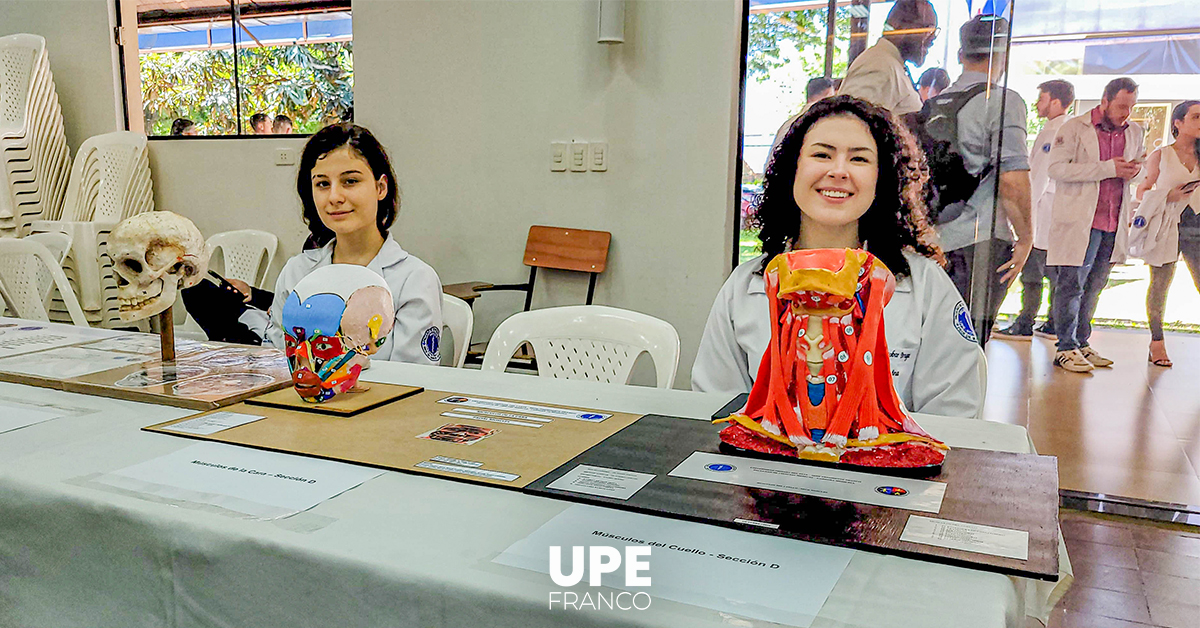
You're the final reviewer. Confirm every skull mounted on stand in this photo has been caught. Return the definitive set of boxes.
[108,211,211,361]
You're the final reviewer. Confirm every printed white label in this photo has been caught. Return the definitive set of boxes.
[430,455,483,468]
[546,465,656,500]
[446,407,552,423]
[441,411,543,428]
[415,461,519,482]
[735,518,781,530]
[162,411,267,436]
[669,451,946,514]
[437,395,610,422]
[900,516,1029,560]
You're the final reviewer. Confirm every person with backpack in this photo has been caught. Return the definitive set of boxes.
[920,15,1032,345]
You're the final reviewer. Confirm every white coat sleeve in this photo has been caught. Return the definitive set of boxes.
[691,282,754,395]
[1047,125,1118,183]
[908,269,984,419]
[384,265,444,366]
[262,264,292,350]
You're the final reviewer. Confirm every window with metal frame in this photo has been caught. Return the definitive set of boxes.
[116,0,352,138]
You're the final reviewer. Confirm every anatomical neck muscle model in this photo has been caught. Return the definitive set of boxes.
[716,249,947,471]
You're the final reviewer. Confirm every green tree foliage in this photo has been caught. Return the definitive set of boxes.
[140,41,353,135]
[746,9,850,85]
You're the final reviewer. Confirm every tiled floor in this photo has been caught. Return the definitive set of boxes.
[985,327,1200,507]
[1044,510,1200,628]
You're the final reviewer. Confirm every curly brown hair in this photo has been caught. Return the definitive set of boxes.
[750,95,943,278]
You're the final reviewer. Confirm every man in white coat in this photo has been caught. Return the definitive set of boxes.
[837,0,938,116]
[1046,78,1144,372]
[995,79,1074,340]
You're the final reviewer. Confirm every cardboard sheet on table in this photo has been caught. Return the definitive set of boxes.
[143,389,642,488]
[246,383,424,415]
[61,345,293,410]
[526,414,1061,581]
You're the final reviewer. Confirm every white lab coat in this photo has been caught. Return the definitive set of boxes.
[837,38,923,116]
[691,252,983,419]
[265,235,444,366]
[1046,113,1145,267]
[1030,114,1068,251]
[1129,145,1200,266]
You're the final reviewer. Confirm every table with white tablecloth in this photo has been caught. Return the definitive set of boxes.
[0,351,1070,628]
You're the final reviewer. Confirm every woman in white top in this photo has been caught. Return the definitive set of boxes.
[1136,101,1200,367]
[265,123,444,365]
[693,96,983,419]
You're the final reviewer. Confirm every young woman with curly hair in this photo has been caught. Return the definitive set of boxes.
[692,96,983,419]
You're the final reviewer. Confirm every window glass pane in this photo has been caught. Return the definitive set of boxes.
[137,13,237,136]
[235,10,354,135]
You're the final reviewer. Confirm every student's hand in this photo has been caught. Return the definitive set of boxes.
[1167,182,1196,203]
[226,278,253,302]
[998,238,1032,285]
[1113,157,1141,180]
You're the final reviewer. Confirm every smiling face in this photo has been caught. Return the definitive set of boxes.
[792,114,879,240]
[310,146,388,240]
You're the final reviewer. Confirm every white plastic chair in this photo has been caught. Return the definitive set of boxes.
[59,131,151,223]
[481,305,680,388]
[0,237,87,326]
[24,231,70,264]
[206,229,278,286]
[441,293,474,369]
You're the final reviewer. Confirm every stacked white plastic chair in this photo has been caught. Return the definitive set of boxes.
[0,238,88,326]
[0,34,71,238]
[30,131,154,328]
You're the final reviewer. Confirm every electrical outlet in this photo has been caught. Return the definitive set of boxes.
[275,148,296,166]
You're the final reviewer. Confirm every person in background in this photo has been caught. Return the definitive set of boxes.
[170,118,198,136]
[996,79,1075,341]
[273,114,294,134]
[1046,77,1144,373]
[1135,100,1200,367]
[265,123,444,365]
[769,77,837,160]
[693,95,982,419]
[838,0,939,116]
[249,113,271,134]
[916,67,949,102]
[935,15,1032,346]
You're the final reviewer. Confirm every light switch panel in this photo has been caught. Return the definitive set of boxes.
[570,141,588,172]
[589,142,608,172]
[550,142,567,171]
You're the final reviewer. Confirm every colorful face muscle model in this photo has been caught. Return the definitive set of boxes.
[281,264,394,402]
[716,249,947,470]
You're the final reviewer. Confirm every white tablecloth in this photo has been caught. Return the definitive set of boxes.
[0,359,1070,628]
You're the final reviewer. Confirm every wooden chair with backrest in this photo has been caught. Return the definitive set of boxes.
[443,225,611,364]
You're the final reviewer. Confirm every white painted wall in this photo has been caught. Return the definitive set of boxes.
[0,0,123,149]
[353,0,743,387]
[4,0,745,389]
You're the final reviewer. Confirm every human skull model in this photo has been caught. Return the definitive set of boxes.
[109,211,211,322]
[282,264,394,402]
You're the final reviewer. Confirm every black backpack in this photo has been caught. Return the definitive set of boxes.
[904,83,993,224]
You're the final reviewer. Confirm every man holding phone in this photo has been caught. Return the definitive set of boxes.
[1045,77,1145,372]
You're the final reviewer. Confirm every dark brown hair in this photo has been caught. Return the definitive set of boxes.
[297,123,399,247]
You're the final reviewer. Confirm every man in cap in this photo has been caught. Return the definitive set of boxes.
[838,0,939,115]
[935,14,1033,345]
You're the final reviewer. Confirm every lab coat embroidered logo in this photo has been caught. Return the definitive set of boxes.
[1042,143,1051,153]
[1133,215,1148,229]
[953,301,977,343]
[421,326,441,361]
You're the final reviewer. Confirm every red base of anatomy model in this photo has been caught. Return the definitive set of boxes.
[715,250,947,474]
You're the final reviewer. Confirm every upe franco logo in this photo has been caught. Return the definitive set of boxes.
[705,463,735,472]
[547,546,652,611]
[876,486,908,496]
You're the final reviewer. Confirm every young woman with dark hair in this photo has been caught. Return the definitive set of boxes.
[693,96,983,418]
[1136,100,1200,367]
[265,123,444,365]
